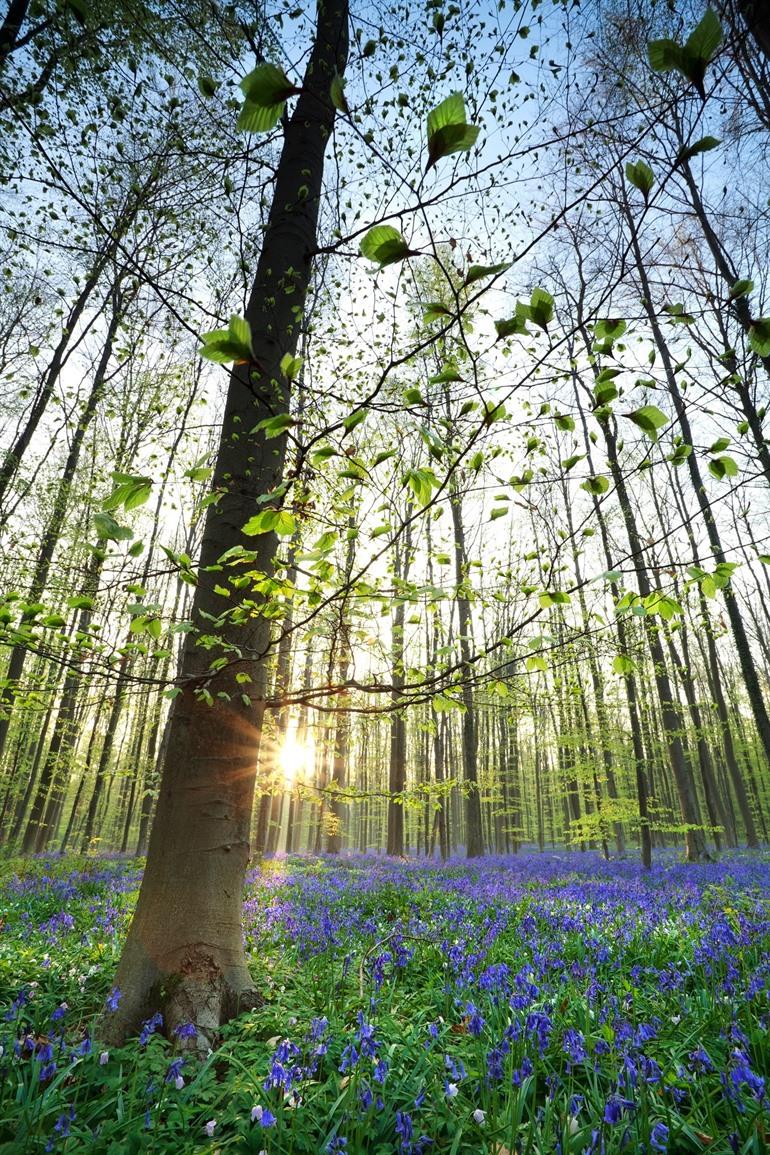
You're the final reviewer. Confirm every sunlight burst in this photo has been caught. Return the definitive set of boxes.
[278,731,315,785]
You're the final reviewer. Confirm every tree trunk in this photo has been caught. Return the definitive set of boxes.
[102,0,348,1050]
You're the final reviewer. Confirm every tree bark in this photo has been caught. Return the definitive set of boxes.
[102,0,348,1050]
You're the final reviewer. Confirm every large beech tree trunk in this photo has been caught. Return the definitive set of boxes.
[103,0,348,1050]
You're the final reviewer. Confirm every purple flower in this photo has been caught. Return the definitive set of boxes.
[139,1012,163,1046]
[650,1122,669,1152]
[105,988,121,1013]
[395,1110,413,1149]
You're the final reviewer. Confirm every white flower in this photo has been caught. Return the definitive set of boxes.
[568,1116,579,1135]
[99,1051,109,1065]
[446,1083,458,1099]
[204,1120,217,1137]
[473,1109,486,1125]
[251,1105,264,1123]
[174,1075,184,1090]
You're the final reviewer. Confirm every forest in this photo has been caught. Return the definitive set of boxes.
[1,0,770,1150]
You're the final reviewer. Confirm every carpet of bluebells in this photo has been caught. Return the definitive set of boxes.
[1,852,770,1153]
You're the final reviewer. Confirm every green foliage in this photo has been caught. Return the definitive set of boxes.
[626,405,667,441]
[237,63,300,132]
[625,160,654,201]
[748,318,770,357]
[580,475,609,496]
[425,93,480,170]
[359,225,413,267]
[199,315,254,364]
[676,135,720,164]
[92,512,132,542]
[102,473,153,513]
[648,8,722,97]
[708,454,738,480]
[241,509,297,536]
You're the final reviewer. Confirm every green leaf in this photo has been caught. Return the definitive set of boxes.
[676,135,720,163]
[242,509,296,537]
[426,92,480,170]
[359,225,413,267]
[748,318,770,357]
[647,38,685,74]
[612,654,636,676]
[709,437,730,453]
[429,361,463,384]
[625,160,654,200]
[526,654,547,673]
[404,467,439,505]
[495,312,530,339]
[238,63,299,133]
[463,261,511,287]
[67,595,94,610]
[561,454,585,472]
[648,9,722,97]
[489,506,508,521]
[593,368,621,407]
[729,278,754,300]
[402,387,426,405]
[423,301,453,323]
[708,454,738,480]
[199,315,254,364]
[686,8,722,62]
[197,74,218,99]
[103,474,152,512]
[93,512,133,542]
[343,409,368,432]
[627,404,667,441]
[330,72,349,113]
[594,318,627,341]
[554,413,575,432]
[662,302,695,325]
[253,413,295,438]
[280,353,302,380]
[538,590,570,608]
[668,441,692,466]
[581,475,610,496]
[528,287,554,331]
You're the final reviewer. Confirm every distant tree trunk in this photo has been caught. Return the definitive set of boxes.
[598,410,708,861]
[387,528,411,856]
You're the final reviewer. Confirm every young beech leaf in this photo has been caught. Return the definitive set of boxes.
[242,509,296,536]
[238,63,300,133]
[422,301,453,323]
[199,315,254,364]
[729,278,754,301]
[748,318,770,357]
[93,512,133,542]
[252,413,294,438]
[429,361,463,384]
[528,287,554,331]
[708,454,738,480]
[594,318,627,341]
[648,8,722,98]
[330,72,349,113]
[626,404,667,441]
[359,225,412,267]
[426,92,480,171]
[280,352,302,380]
[581,475,610,496]
[612,654,636,676]
[625,160,654,201]
[676,135,720,164]
[463,261,511,287]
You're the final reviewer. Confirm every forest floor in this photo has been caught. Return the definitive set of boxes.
[1,851,769,1153]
